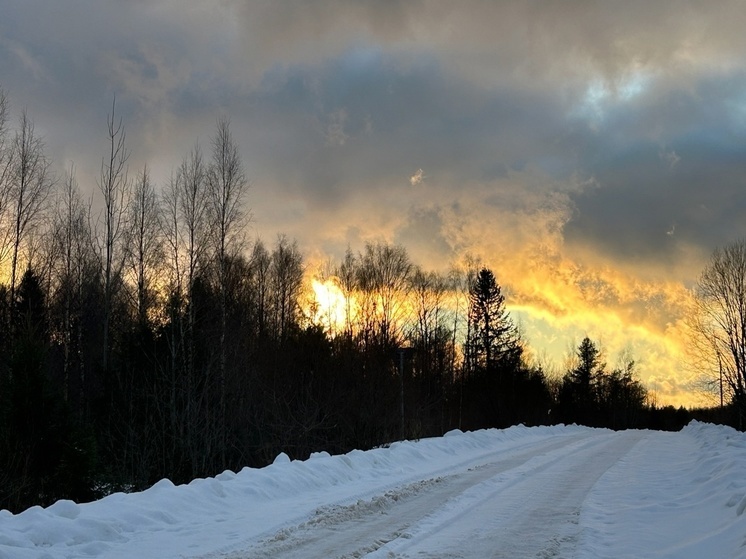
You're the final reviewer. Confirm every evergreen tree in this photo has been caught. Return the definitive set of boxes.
[559,337,605,425]
[461,268,524,428]
[1,269,95,512]
[465,268,521,374]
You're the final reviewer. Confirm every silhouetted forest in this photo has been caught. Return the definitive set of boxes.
[0,91,736,513]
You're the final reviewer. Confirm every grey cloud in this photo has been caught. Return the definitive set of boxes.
[241,48,577,215]
[395,206,453,269]
[2,0,746,276]
[564,71,746,271]
[0,1,240,188]
[230,0,746,92]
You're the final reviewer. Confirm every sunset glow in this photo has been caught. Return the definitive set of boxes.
[3,1,746,407]
[311,278,350,334]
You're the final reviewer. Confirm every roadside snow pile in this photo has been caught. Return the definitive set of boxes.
[685,420,746,517]
[578,420,746,559]
[3,422,745,559]
[0,424,577,559]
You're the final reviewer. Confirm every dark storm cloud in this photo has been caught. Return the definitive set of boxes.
[564,71,746,267]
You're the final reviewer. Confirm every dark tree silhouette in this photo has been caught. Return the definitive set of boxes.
[559,337,604,425]
[1,269,95,512]
[97,97,130,374]
[207,117,248,464]
[461,268,526,428]
[464,268,521,375]
[691,239,746,425]
[7,111,53,327]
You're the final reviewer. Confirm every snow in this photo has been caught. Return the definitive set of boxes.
[578,421,746,559]
[0,422,744,558]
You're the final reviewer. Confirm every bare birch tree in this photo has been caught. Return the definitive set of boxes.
[176,145,210,302]
[207,117,248,464]
[249,239,271,336]
[357,242,412,348]
[270,235,304,340]
[97,97,130,372]
[161,144,211,476]
[0,89,12,269]
[337,247,358,338]
[49,165,96,404]
[126,165,162,327]
[7,110,53,311]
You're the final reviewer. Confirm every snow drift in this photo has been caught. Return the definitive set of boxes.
[0,422,744,558]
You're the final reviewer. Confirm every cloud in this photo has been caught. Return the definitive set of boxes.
[409,168,425,186]
[324,108,349,147]
[228,0,746,95]
[660,148,681,169]
[3,0,746,405]
[1,37,49,82]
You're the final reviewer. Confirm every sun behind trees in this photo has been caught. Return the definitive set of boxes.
[0,87,680,514]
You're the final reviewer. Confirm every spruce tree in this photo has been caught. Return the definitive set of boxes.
[465,268,521,374]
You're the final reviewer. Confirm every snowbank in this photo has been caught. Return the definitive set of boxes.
[2,421,744,559]
[579,420,746,559]
[0,424,577,559]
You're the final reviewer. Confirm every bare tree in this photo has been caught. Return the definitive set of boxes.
[176,145,210,300]
[97,97,130,372]
[0,88,13,268]
[407,267,455,434]
[161,173,182,297]
[161,145,211,475]
[51,165,93,401]
[249,239,271,336]
[336,246,358,338]
[270,235,304,339]
[161,147,210,374]
[448,258,479,429]
[356,242,412,348]
[409,268,449,354]
[207,117,248,464]
[126,165,162,327]
[7,110,53,310]
[691,239,746,421]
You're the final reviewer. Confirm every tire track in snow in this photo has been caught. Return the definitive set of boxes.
[375,429,645,558]
[221,430,643,559]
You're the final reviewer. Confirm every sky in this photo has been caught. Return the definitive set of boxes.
[3,1,746,406]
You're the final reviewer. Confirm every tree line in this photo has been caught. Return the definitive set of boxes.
[0,88,700,514]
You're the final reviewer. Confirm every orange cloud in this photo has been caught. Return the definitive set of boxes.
[288,168,708,407]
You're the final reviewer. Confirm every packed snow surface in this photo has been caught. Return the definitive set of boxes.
[1,422,745,558]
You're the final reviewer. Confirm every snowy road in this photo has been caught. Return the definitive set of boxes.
[4,423,746,559]
[226,430,644,559]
